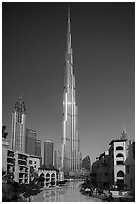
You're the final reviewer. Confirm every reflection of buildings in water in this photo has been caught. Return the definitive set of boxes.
[43,188,66,202]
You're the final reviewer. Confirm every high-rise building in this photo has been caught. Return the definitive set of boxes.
[54,150,61,170]
[11,96,26,152]
[25,128,36,155]
[61,9,81,175]
[44,141,53,168]
[35,139,41,157]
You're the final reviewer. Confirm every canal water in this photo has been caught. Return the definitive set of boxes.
[31,181,102,202]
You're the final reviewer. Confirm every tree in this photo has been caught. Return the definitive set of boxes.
[37,173,45,187]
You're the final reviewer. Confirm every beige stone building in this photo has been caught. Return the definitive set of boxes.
[109,138,127,188]
[38,169,64,188]
[91,130,131,190]
[29,154,41,171]
[125,140,135,191]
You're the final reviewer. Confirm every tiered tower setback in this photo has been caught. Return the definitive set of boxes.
[61,9,80,175]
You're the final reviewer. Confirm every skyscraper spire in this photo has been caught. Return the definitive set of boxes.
[68,6,70,24]
[67,7,72,55]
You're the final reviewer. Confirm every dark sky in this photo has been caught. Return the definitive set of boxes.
[2,2,135,163]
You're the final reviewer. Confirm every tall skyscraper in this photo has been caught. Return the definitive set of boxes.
[11,96,26,152]
[44,141,53,168]
[54,150,61,170]
[35,139,41,157]
[25,128,36,155]
[61,9,80,175]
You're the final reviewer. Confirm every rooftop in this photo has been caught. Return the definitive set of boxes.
[109,139,127,145]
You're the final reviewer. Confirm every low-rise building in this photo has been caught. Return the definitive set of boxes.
[38,169,57,187]
[125,140,135,191]
[109,138,127,189]
[14,151,30,184]
[91,151,110,189]
[91,130,130,190]
[38,169,64,188]
[29,155,41,171]
[57,169,64,181]
[2,148,30,184]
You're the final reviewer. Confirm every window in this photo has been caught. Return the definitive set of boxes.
[116,153,124,157]
[116,146,123,150]
[29,160,32,164]
[117,170,124,177]
[34,161,37,164]
[126,165,130,174]
[116,161,124,165]
[34,165,36,168]
[46,173,50,177]
[40,173,44,177]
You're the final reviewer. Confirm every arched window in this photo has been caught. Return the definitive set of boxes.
[40,173,44,177]
[116,146,123,150]
[46,173,50,177]
[51,173,55,177]
[116,153,124,157]
[116,161,124,165]
[117,170,124,177]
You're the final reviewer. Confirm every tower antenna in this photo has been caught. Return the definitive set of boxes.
[68,6,70,23]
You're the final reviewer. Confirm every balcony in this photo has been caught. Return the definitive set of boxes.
[19,169,25,173]
[7,150,14,158]
[19,173,24,178]
[18,160,27,166]
[18,154,28,161]
[7,158,15,165]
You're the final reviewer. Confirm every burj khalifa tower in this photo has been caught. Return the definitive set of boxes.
[61,8,81,176]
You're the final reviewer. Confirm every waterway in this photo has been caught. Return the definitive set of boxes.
[31,181,102,202]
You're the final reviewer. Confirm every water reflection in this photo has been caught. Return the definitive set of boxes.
[43,187,66,202]
[32,181,102,202]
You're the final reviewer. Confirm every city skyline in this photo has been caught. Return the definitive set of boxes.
[2,2,135,163]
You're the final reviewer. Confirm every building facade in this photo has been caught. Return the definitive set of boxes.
[25,128,36,155]
[29,155,41,171]
[3,149,30,184]
[61,9,81,175]
[109,139,127,188]
[125,140,135,191]
[11,96,26,152]
[44,141,53,168]
[91,131,131,190]
[14,151,30,184]
[38,169,64,188]
[91,151,110,189]
[54,150,61,170]
[35,139,41,157]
